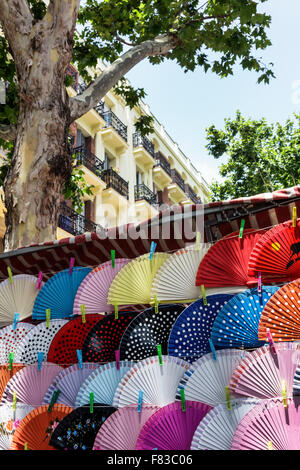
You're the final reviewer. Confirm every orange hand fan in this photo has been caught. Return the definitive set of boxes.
[10,404,73,450]
[248,219,300,283]
[196,229,264,288]
[258,279,300,341]
[0,364,24,401]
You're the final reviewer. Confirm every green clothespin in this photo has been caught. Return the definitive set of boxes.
[201,285,207,306]
[12,391,17,411]
[157,344,162,366]
[180,389,186,412]
[90,392,94,413]
[80,304,86,324]
[114,303,118,320]
[154,295,158,314]
[9,352,14,371]
[225,386,231,411]
[7,267,13,284]
[239,219,245,239]
[46,308,51,328]
[48,390,60,412]
[111,250,115,268]
[24,442,28,450]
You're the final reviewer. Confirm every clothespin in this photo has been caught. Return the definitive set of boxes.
[266,328,277,355]
[209,339,217,361]
[195,232,201,251]
[114,303,118,320]
[267,441,273,450]
[37,352,44,371]
[115,350,120,370]
[48,390,60,412]
[293,207,297,228]
[37,272,43,290]
[90,392,94,413]
[12,391,17,411]
[69,257,75,275]
[154,295,158,314]
[152,448,158,450]
[111,250,115,268]
[80,304,86,324]
[13,313,19,331]
[137,391,143,413]
[180,388,186,412]
[258,272,262,297]
[46,308,51,328]
[225,386,231,411]
[149,242,157,260]
[76,349,83,369]
[201,285,207,305]
[157,344,163,366]
[24,443,28,450]
[9,352,14,371]
[7,267,13,284]
[239,219,245,239]
[282,380,287,407]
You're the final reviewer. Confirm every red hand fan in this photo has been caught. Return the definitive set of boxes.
[0,364,24,401]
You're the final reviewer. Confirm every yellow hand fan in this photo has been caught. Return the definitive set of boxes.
[107,253,170,305]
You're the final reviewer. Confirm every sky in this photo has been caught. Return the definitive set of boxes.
[127,0,300,185]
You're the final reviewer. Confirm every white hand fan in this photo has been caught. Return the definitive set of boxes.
[0,275,41,326]
[230,342,300,399]
[113,356,190,408]
[0,403,34,450]
[14,320,68,364]
[190,398,259,450]
[177,349,247,406]
[0,323,34,364]
[75,361,135,407]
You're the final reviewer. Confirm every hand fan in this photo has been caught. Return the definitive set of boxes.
[0,403,34,450]
[119,305,185,362]
[0,364,24,401]
[46,314,104,365]
[75,361,135,407]
[136,401,212,450]
[50,404,116,451]
[231,398,300,450]
[13,319,69,364]
[1,362,63,407]
[177,349,247,407]
[10,404,73,450]
[196,229,264,288]
[210,287,278,349]
[32,267,92,320]
[0,274,41,326]
[248,219,300,283]
[107,253,170,306]
[113,355,190,408]
[43,363,99,407]
[168,295,235,362]
[190,398,259,450]
[151,244,210,303]
[0,322,34,364]
[230,342,300,399]
[258,279,300,342]
[93,404,159,450]
[294,362,300,395]
[73,259,131,315]
[82,312,138,363]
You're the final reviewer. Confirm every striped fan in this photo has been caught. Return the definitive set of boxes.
[0,403,34,450]
[248,219,300,283]
[47,314,104,365]
[73,259,130,315]
[1,363,63,407]
[43,363,99,407]
[113,356,190,408]
[210,287,278,349]
[32,267,91,320]
[14,320,68,364]
[151,244,210,303]
[107,253,170,306]
[168,295,234,362]
[230,342,300,399]
[75,361,135,407]
[0,364,24,401]
[177,349,247,406]
[0,322,34,364]
[93,404,159,450]
[196,229,264,288]
[0,275,41,326]
[119,305,185,361]
[136,401,212,450]
[190,398,259,450]
[258,279,300,342]
[231,398,300,450]
[10,404,73,450]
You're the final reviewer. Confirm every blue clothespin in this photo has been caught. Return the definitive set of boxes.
[149,242,157,260]
[37,352,44,371]
[13,313,19,331]
[209,339,217,361]
[76,350,83,369]
[138,390,143,413]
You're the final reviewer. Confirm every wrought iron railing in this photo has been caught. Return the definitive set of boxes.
[101,168,129,199]
[58,203,105,236]
[72,145,104,178]
[153,151,171,176]
[171,169,185,192]
[134,184,158,206]
[101,110,128,142]
[65,65,78,92]
[94,100,105,116]
[133,133,155,158]
[185,184,202,204]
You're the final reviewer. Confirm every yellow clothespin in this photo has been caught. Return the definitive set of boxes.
[201,285,207,305]
[282,380,287,407]
[12,391,17,411]
[154,295,158,314]
[267,441,273,450]
[46,308,51,328]
[293,207,297,228]
[225,386,231,411]
[114,303,118,320]
[80,304,86,324]
[7,267,13,284]
[195,232,201,251]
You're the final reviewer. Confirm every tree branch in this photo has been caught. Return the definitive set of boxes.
[0,0,33,59]
[46,0,80,37]
[0,124,17,141]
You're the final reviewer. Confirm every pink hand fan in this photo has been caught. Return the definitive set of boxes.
[93,404,159,450]
[0,322,34,363]
[136,401,212,450]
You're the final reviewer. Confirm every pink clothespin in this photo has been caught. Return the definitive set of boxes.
[37,272,43,289]
[115,350,120,370]
[69,257,75,275]
[258,272,262,297]
[266,328,276,355]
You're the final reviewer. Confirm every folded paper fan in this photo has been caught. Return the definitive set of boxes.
[50,404,116,451]
[73,259,131,315]
[258,279,300,342]
[43,363,99,407]
[75,361,135,407]
[210,287,278,349]
[113,356,190,408]
[32,267,91,320]
[136,401,212,450]
[10,404,73,450]
[248,220,300,283]
[231,398,300,450]
[82,312,138,363]
[190,398,259,450]
[0,275,41,326]
[14,320,69,364]
[0,364,24,401]
[196,229,264,288]
[177,349,247,407]
[230,342,300,399]
[151,245,210,303]
[93,404,159,450]
[107,253,170,306]
[1,363,63,407]
[294,362,300,395]
[0,403,34,450]
[119,305,185,362]
[47,314,104,365]
[0,322,34,364]
[168,295,234,362]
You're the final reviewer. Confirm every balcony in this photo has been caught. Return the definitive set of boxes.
[133,133,155,168]
[58,203,105,236]
[152,151,172,189]
[101,168,129,200]
[184,184,202,204]
[73,145,104,177]
[135,184,158,207]
[168,169,187,204]
[100,110,128,151]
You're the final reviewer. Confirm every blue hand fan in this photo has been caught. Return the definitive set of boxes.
[168,295,234,362]
[32,267,91,320]
[210,286,279,349]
